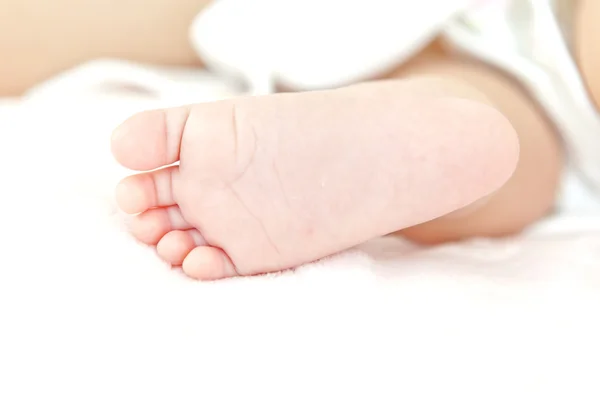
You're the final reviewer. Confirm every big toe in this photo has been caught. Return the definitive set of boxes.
[111,106,191,171]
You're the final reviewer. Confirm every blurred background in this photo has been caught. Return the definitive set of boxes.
[0,0,213,95]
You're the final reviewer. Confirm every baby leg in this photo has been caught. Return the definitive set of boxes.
[389,44,564,244]
[400,0,600,245]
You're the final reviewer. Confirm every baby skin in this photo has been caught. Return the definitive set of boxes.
[110,1,599,280]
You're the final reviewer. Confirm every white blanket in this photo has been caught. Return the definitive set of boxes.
[2,62,600,399]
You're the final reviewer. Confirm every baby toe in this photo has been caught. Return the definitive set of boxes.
[116,166,179,214]
[182,246,239,281]
[130,205,193,245]
[111,107,190,171]
[157,230,206,266]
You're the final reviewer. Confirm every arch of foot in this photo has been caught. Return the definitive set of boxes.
[575,0,600,110]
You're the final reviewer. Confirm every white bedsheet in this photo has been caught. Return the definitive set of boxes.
[1,63,600,399]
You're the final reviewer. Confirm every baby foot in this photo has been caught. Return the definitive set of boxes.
[111,78,518,280]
